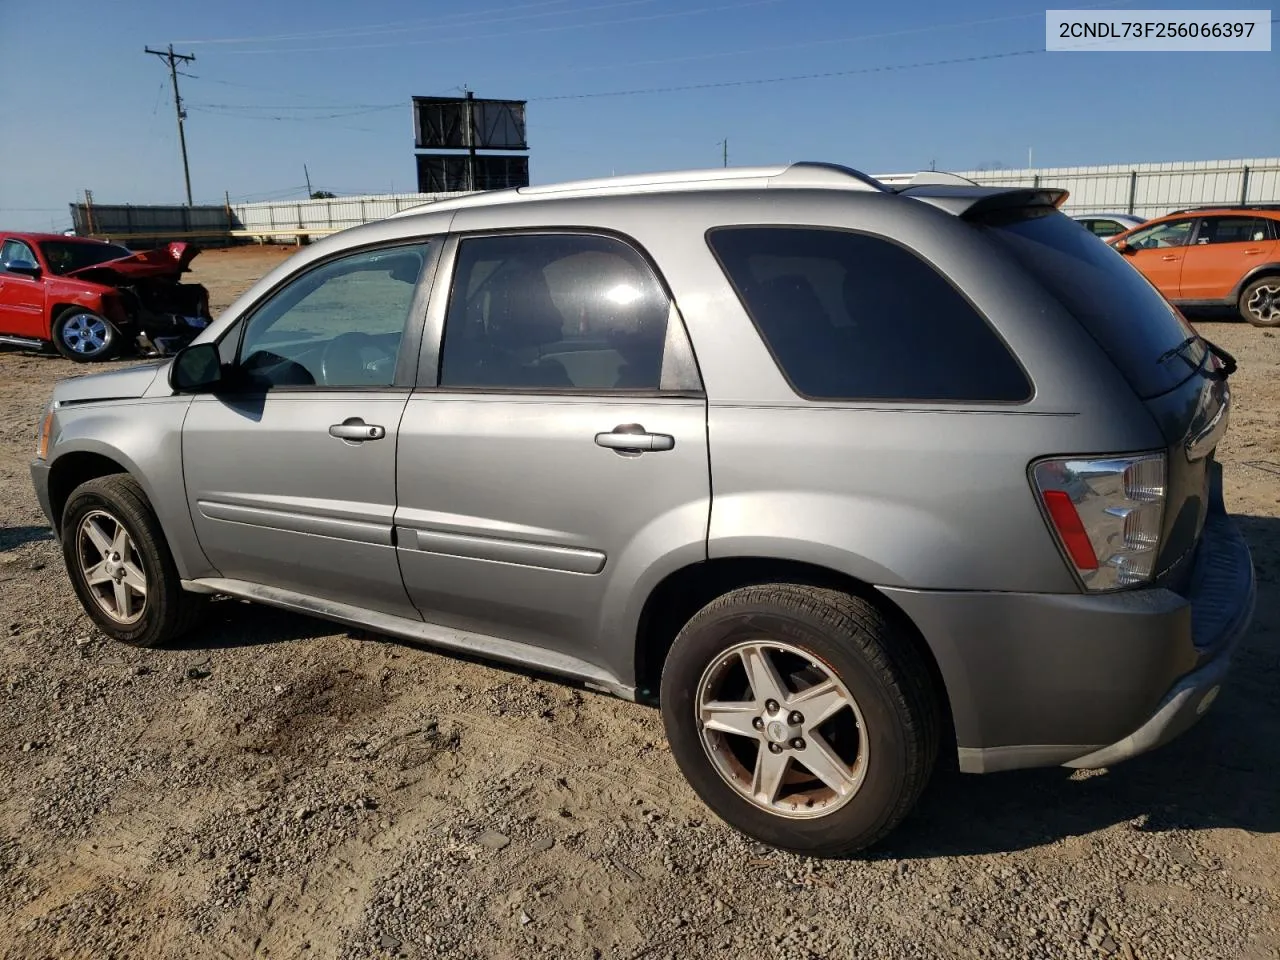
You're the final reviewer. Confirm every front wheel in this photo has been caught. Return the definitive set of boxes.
[52,308,120,362]
[61,474,205,647]
[1239,276,1280,327]
[660,584,940,857]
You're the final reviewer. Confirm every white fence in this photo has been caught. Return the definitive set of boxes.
[875,157,1280,218]
[228,158,1280,241]
[230,192,470,241]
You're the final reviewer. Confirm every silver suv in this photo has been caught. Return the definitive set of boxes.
[30,163,1257,857]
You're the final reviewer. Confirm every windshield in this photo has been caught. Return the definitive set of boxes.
[38,240,131,276]
[980,208,1206,399]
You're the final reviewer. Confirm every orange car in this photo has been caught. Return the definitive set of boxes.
[1108,205,1280,327]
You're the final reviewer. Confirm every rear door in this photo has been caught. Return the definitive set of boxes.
[393,230,709,684]
[1119,218,1195,299]
[181,240,439,618]
[0,238,47,338]
[1179,215,1278,301]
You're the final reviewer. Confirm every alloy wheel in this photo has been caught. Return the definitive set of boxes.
[76,510,147,624]
[695,640,870,819]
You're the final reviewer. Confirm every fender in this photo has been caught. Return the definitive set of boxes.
[48,397,216,580]
[1230,262,1280,302]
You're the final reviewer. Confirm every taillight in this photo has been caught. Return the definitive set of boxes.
[1031,453,1166,591]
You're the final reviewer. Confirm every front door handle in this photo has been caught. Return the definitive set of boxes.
[1161,254,1180,261]
[595,423,675,454]
[329,417,386,442]
[1244,247,1263,255]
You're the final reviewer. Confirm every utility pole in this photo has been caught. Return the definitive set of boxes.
[304,164,313,197]
[718,139,728,167]
[145,44,197,206]
[464,90,477,192]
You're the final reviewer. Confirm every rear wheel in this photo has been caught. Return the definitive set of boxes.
[61,474,205,647]
[659,584,940,857]
[52,307,120,362]
[1239,276,1280,327]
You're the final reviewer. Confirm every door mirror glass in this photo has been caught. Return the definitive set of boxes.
[2,259,40,277]
[170,342,223,392]
[1115,241,1136,255]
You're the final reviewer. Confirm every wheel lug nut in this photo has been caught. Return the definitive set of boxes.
[765,699,780,714]
[788,711,804,725]
[768,743,783,754]
[791,738,806,750]
[752,717,764,730]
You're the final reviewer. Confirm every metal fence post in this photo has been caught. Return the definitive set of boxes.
[1240,165,1251,205]
[1127,170,1138,215]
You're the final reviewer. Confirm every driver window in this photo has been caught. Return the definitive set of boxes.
[1126,220,1193,250]
[237,243,431,389]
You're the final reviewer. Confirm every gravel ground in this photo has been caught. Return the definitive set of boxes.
[1,246,1278,960]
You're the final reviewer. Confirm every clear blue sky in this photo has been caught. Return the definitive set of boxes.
[1,0,1276,231]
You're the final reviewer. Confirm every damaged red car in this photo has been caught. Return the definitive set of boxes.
[0,232,212,362]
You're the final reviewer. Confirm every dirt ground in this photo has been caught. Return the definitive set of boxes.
[1,245,1278,960]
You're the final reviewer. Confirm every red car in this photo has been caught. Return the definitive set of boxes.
[0,233,213,362]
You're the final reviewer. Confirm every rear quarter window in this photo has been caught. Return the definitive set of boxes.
[707,226,1031,403]
[979,209,1204,399]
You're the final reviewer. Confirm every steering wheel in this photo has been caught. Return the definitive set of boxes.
[320,331,392,386]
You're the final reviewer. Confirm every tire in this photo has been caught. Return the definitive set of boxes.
[1238,276,1280,327]
[659,584,940,858]
[60,474,205,647]
[52,307,121,362]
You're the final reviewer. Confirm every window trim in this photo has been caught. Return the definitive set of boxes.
[420,226,706,399]
[704,223,1035,406]
[210,236,443,395]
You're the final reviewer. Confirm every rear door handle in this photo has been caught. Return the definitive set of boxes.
[329,418,386,442]
[595,423,675,453]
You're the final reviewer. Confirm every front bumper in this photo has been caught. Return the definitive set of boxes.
[30,458,54,530]
[881,460,1256,774]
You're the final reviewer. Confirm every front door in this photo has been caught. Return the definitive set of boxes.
[0,238,46,338]
[1122,218,1194,300]
[182,240,439,618]
[1179,215,1278,301]
[394,231,710,683]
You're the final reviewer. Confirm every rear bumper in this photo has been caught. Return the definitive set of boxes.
[881,460,1256,773]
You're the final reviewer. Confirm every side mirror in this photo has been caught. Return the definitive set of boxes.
[3,259,41,278]
[169,342,223,392]
[1114,241,1137,255]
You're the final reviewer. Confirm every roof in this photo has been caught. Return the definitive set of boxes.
[1,231,117,244]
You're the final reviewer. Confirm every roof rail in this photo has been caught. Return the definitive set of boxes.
[385,161,888,219]
[1168,202,1280,214]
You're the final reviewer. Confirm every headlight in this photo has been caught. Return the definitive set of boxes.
[36,405,55,460]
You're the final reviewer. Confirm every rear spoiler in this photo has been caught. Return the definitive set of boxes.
[896,184,1070,219]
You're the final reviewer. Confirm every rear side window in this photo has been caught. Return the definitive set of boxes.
[981,209,1203,399]
[1194,216,1273,245]
[707,227,1030,402]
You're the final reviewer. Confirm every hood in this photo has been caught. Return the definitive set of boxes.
[52,361,166,405]
[66,242,200,284]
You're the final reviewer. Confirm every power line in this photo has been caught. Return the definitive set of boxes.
[145,44,197,206]
[174,0,586,44]
[219,0,786,55]
[530,47,1044,101]
[520,0,1145,80]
